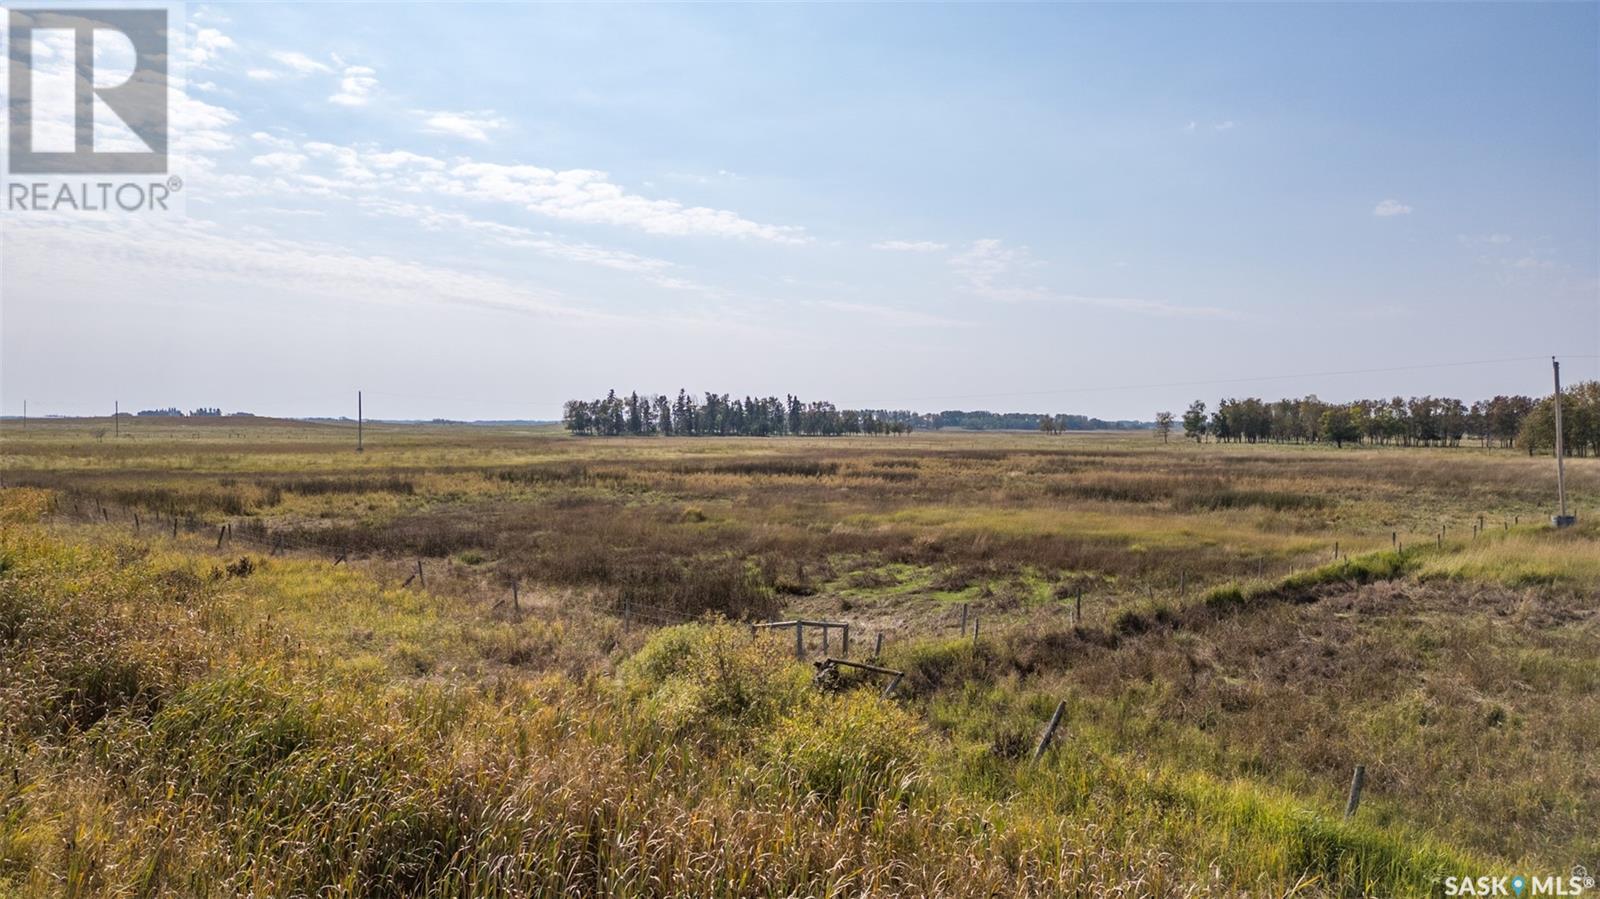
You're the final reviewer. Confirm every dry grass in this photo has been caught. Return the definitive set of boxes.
[2,418,1596,895]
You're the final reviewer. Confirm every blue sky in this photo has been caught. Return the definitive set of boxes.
[3,2,1596,420]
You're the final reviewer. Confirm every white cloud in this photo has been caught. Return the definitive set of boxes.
[246,68,279,81]
[186,27,235,69]
[441,161,807,242]
[251,152,306,173]
[1373,199,1412,217]
[4,216,617,323]
[329,65,379,107]
[949,239,1234,319]
[872,239,947,252]
[418,110,507,143]
[270,50,333,75]
[1213,120,1236,132]
[358,198,696,288]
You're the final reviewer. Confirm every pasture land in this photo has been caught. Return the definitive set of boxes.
[2,417,1596,897]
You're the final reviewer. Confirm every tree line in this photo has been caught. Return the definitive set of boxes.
[1167,383,1600,455]
[563,392,1156,438]
[564,391,917,437]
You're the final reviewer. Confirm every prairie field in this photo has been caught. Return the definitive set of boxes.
[1,416,1597,897]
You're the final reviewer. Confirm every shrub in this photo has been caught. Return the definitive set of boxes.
[620,621,809,747]
[759,690,929,808]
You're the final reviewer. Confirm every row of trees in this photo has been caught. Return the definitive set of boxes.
[564,391,917,437]
[1165,384,1600,455]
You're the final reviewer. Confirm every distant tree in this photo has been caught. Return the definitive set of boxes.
[1182,401,1208,442]
[1319,405,1362,447]
[1154,411,1174,444]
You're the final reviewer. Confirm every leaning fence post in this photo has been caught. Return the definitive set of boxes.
[1033,701,1067,760]
[415,559,425,588]
[216,526,226,550]
[1344,764,1366,818]
[881,672,903,698]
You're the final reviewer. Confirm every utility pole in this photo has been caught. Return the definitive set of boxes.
[1552,357,1575,527]
[21,400,25,429]
[357,390,364,452]
[114,400,119,437]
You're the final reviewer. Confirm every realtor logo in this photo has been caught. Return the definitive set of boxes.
[7,7,169,173]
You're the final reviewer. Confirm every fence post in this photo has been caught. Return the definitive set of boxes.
[1075,593,1082,625]
[1333,541,1338,561]
[793,622,804,660]
[1033,700,1067,760]
[972,617,980,643]
[821,624,830,654]
[172,517,178,538]
[960,603,968,636]
[511,582,519,614]
[216,526,226,549]
[1344,764,1366,818]
[415,559,425,587]
[842,623,850,658]
[874,632,883,658]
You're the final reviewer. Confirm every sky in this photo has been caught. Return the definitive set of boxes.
[2,1,1597,421]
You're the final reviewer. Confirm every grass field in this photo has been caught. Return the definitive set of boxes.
[2,417,1596,897]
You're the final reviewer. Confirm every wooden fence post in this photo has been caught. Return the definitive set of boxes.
[415,559,425,588]
[1033,701,1067,760]
[793,622,804,660]
[1074,593,1082,625]
[821,624,830,654]
[874,632,883,657]
[841,623,850,658]
[216,526,226,549]
[1344,764,1366,818]
[511,582,519,614]
[960,603,968,636]
[972,617,980,643]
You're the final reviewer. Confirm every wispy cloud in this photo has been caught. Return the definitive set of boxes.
[418,110,507,143]
[268,50,333,75]
[1373,199,1412,217]
[949,239,1235,319]
[872,239,947,252]
[329,65,379,106]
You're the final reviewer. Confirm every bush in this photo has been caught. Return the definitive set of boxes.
[620,621,809,748]
[759,690,929,808]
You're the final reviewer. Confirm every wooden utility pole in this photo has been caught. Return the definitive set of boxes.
[357,391,364,453]
[114,400,119,437]
[1552,358,1574,527]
